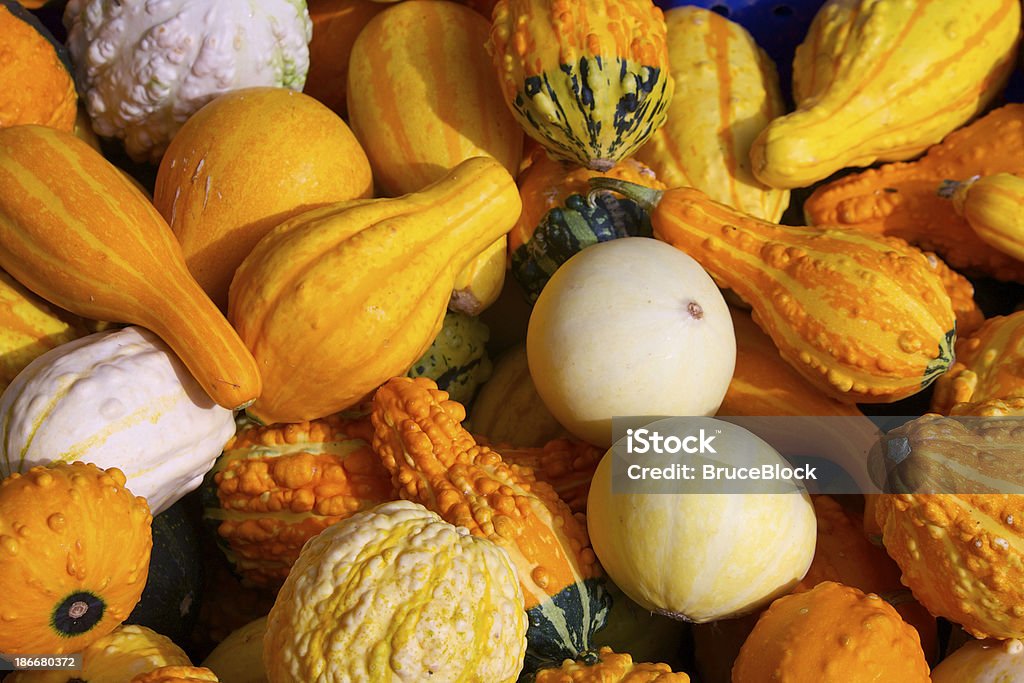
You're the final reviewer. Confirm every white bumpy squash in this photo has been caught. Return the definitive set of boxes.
[0,325,236,514]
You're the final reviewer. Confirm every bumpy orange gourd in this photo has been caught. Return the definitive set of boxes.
[0,126,261,410]
[947,172,1024,264]
[932,311,1024,415]
[590,179,956,404]
[204,411,397,588]
[229,156,521,424]
[154,87,373,311]
[0,462,152,656]
[371,376,609,670]
[732,582,931,682]
[131,667,220,683]
[533,647,690,682]
[0,3,76,131]
[303,0,386,116]
[803,103,1024,282]
[493,437,604,514]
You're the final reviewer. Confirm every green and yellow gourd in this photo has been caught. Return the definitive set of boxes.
[406,311,493,406]
[751,0,1021,189]
[488,0,674,171]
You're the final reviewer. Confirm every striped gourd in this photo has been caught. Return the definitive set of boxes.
[0,268,90,392]
[488,0,674,171]
[947,173,1024,264]
[751,0,1021,189]
[591,179,956,404]
[0,126,260,410]
[635,6,789,222]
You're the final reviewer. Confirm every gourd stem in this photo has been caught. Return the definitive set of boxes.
[936,175,979,215]
[587,178,664,214]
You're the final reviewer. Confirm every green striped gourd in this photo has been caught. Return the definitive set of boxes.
[406,311,493,406]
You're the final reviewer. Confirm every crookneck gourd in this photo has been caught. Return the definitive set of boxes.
[0,125,261,410]
[371,377,610,672]
[497,437,604,515]
[944,172,1024,264]
[750,0,1021,189]
[0,462,152,656]
[203,411,396,588]
[803,103,1024,282]
[228,156,522,424]
[488,0,674,170]
[635,5,789,222]
[590,179,957,404]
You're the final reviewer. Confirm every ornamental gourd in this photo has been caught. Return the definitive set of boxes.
[945,173,1024,264]
[591,179,956,404]
[498,437,604,514]
[131,667,220,683]
[0,327,236,515]
[931,639,1024,683]
[263,500,528,682]
[0,125,261,410]
[803,103,1024,283]
[488,0,674,171]
[635,5,789,222]
[0,463,152,657]
[372,377,609,672]
[201,617,267,683]
[406,311,494,407]
[750,0,1021,189]
[229,156,521,424]
[531,647,690,682]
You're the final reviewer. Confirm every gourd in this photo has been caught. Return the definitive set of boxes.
[528,238,735,447]
[719,308,864,417]
[873,415,1024,639]
[931,311,1024,415]
[531,647,690,682]
[945,172,1024,263]
[263,500,528,682]
[406,311,493,406]
[228,156,521,424]
[0,268,91,392]
[202,412,395,588]
[590,179,957,404]
[153,87,374,311]
[635,5,789,222]
[371,377,609,672]
[468,343,569,447]
[590,581,689,671]
[202,617,267,683]
[0,125,261,410]
[449,235,508,315]
[498,437,604,514]
[303,0,386,116]
[0,0,76,131]
[0,462,153,656]
[749,0,1021,189]
[925,251,985,337]
[488,0,674,171]
[731,582,931,682]
[6,624,192,683]
[131,667,220,683]
[0,326,237,515]
[931,639,1024,683]
[586,417,816,623]
[803,103,1024,282]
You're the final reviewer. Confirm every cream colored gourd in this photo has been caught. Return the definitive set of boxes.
[751,0,1021,189]
[931,639,1024,682]
[527,237,735,447]
[263,500,527,682]
[636,5,789,221]
[0,326,235,514]
[586,417,816,622]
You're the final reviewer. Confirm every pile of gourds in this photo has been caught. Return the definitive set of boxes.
[2,0,1024,680]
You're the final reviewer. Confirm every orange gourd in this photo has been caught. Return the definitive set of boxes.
[493,437,604,514]
[0,125,261,410]
[131,667,220,683]
[533,647,690,682]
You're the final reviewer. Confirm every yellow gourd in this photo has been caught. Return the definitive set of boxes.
[946,172,1024,264]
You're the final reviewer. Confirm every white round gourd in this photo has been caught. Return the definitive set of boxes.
[932,638,1024,682]
[0,325,235,514]
[526,237,736,447]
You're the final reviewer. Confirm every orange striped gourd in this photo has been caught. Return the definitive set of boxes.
[751,0,1021,189]
[635,5,789,222]
[946,172,1024,264]
[590,179,956,404]
[0,125,261,410]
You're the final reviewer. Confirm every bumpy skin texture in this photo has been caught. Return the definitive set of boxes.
[488,0,674,170]
[64,0,312,162]
[931,638,1024,682]
[0,463,153,657]
[0,3,76,131]
[406,311,493,406]
[732,582,930,682]
[751,0,1020,189]
[0,327,235,515]
[132,666,220,683]
[263,500,527,683]
[533,647,690,682]
[635,6,788,222]
[495,438,604,514]
[804,104,1024,282]
[206,412,395,588]
[932,311,1024,415]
